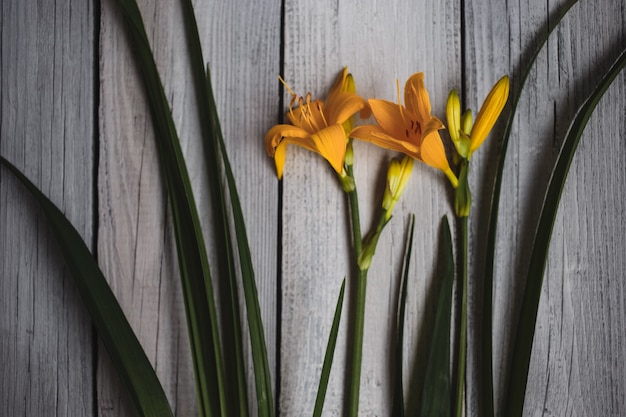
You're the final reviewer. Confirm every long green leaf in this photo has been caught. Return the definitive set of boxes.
[113,1,227,416]
[391,215,416,417]
[176,1,274,415]
[420,216,454,417]
[179,1,249,414]
[313,279,346,417]
[481,1,579,415]
[504,48,626,417]
[208,65,275,417]
[0,156,173,417]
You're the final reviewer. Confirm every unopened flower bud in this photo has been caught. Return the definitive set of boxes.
[382,156,414,220]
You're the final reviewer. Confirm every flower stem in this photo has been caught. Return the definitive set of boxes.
[455,215,469,417]
[345,163,365,417]
[348,268,367,417]
[346,165,362,254]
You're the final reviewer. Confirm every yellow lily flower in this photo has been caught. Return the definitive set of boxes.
[467,75,509,158]
[350,73,458,187]
[265,67,369,179]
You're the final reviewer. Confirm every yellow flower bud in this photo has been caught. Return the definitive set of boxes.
[468,75,509,158]
[382,156,414,220]
[342,73,357,133]
[461,109,473,136]
[446,89,461,144]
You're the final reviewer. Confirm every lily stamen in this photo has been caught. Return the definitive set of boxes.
[317,102,329,127]
[396,79,406,124]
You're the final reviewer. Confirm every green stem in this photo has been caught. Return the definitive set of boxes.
[345,163,365,417]
[348,268,368,417]
[346,165,362,254]
[455,215,468,417]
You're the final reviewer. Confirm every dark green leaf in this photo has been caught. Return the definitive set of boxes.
[482,2,579,415]
[180,0,249,414]
[313,279,346,417]
[178,0,274,413]
[208,65,275,417]
[0,156,173,417]
[113,1,228,415]
[504,48,626,417]
[420,216,454,417]
[391,215,416,417]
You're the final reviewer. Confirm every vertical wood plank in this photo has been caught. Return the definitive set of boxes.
[99,0,199,414]
[279,0,460,414]
[465,0,626,414]
[1,0,624,416]
[98,0,279,415]
[0,0,96,415]
[523,1,626,415]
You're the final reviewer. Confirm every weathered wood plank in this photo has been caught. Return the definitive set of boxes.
[465,0,626,415]
[97,0,280,415]
[2,0,625,415]
[0,0,96,415]
[279,0,461,414]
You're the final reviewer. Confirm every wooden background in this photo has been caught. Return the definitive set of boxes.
[1,0,625,415]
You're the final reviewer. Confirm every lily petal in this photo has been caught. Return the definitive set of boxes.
[420,130,451,172]
[328,67,349,98]
[265,124,316,156]
[368,99,420,146]
[350,125,419,154]
[310,123,349,174]
[421,115,445,138]
[404,72,432,124]
[274,141,288,179]
[325,91,369,126]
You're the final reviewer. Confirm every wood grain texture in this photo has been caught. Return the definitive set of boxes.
[465,0,626,415]
[0,0,96,416]
[1,0,625,415]
[279,0,460,414]
[97,0,279,415]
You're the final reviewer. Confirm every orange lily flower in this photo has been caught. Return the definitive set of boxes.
[265,68,369,179]
[351,73,458,187]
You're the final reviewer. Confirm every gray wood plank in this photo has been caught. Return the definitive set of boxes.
[97,0,280,415]
[465,0,626,415]
[279,0,461,414]
[0,0,96,416]
[1,0,624,415]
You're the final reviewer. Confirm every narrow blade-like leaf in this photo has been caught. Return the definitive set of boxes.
[176,0,274,414]
[113,1,228,415]
[504,48,626,417]
[180,0,249,413]
[420,216,454,417]
[482,2,579,415]
[208,65,275,417]
[0,156,173,417]
[313,279,346,417]
[391,215,416,417]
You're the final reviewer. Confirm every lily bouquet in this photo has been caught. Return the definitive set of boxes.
[1,0,625,416]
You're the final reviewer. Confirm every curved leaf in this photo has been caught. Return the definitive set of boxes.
[113,1,228,415]
[391,215,415,417]
[482,1,579,415]
[179,1,274,414]
[504,48,626,417]
[313,279,346,417]
[420,216,454,417]
[0,156,173,417]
